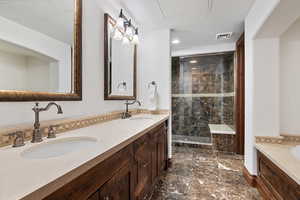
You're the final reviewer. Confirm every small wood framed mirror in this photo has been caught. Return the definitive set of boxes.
[0,0,82,101]
[104,13,137,100]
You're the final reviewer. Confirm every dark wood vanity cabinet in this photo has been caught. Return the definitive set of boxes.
[133,133,153,199]
[133,123,168,200]
[157,127,167,175]
[87,163,133,200]
[44,121,168,200]
[257,151,300,200]
[97,162,133,200]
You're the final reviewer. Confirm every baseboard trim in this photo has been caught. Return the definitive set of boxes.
[167,158,172,169]
[243,166,257,187]
[243,167,278,200]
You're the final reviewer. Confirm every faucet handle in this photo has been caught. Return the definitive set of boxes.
[47,125,60,139]
[7,131,25,148]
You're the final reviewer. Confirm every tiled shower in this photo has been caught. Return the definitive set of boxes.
[172,52,235,145]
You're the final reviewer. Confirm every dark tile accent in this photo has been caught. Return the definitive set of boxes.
[212,134,236,153]
[172,54,234,94]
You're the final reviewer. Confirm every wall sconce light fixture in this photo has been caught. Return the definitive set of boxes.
[113,9,139,45]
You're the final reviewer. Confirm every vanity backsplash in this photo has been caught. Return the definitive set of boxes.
[255,135,300,144]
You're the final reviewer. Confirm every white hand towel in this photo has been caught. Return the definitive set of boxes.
[148,86,158,111]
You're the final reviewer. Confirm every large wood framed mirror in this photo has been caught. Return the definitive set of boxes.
[0,0,82,101]
[104,13,137,100]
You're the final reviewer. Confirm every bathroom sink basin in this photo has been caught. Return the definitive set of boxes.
[129,116,154,120]
[21,137,98,159]
[291,145,300,160]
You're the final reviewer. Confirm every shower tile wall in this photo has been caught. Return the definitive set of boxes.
[172,53,235,144]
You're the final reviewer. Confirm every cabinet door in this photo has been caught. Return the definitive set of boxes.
[157,126,167,175]
[88,191,100,200]
[150,131,158,183]
[133,134,152,200]
[99,163,133,200]
[44,146,133,200]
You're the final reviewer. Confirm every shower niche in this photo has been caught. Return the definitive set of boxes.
[172,52,235,147]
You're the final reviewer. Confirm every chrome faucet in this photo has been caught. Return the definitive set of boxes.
[32,102,63,143]
[122,100,141,119]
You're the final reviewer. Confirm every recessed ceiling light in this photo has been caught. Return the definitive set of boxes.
[172,39,180,44]
[190,60,198,64]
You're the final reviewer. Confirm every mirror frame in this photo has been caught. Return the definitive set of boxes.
[0,0,82,102]
[104,13,137,100]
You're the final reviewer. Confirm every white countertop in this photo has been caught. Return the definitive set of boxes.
[256,143,300,185]
[208,124,235,135]
[0,114,169,200]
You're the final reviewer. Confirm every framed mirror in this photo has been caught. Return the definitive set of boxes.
[0,0,82,101]
[104,13,137,100]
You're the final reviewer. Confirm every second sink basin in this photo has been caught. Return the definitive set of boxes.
[21,136,98,159]
[129,116,154,120]
[291,145,300,160]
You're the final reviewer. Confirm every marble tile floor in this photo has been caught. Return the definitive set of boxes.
[148,146,262,200]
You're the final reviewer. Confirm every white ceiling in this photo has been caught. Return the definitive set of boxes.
[117,0,255,50]
[0,0,74,44]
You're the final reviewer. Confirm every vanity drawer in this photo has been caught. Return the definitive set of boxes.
[45,145,133,200]
[257,151,300,200]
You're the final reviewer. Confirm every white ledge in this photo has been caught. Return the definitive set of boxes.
[208,124,235,135]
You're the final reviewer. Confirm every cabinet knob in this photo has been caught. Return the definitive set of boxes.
[104,196,110,200]
[142,162,149,168]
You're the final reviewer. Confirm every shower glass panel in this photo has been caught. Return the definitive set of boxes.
[172,52,235,144]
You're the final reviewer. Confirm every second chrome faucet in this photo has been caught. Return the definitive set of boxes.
[32,102,63,143]
[122,100,141,119]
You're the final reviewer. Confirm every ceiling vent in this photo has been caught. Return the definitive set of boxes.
[216,32,233,40]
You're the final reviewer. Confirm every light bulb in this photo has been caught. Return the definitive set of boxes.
[113,29,123,40]
[116,17,124,30]
[125,26,134,37]
[172,39,180,44]
[116,9,124,30]
[122,36,130,45]
[132,28,139,44]
[108,23,115,33]
[132,34,139,44]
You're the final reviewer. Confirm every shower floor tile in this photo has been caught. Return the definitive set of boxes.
[148,146,262,200]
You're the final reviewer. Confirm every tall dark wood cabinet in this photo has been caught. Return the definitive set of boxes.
[44,121,168,200]
[235,33,245,155]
